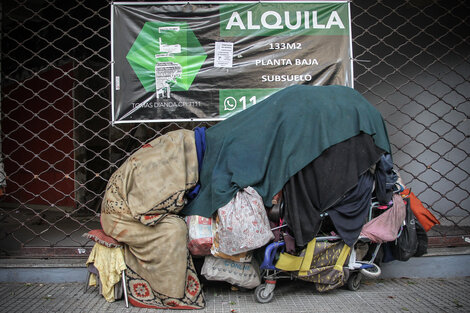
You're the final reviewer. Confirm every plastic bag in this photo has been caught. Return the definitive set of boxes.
[186,215,213,256]
[215,186,274,255]
[401,188,440,232]
[391,198,418,261]
[201,255,261,289]
[211,215,252,262]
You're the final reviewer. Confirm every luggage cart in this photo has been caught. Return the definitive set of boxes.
[253,183,399,303]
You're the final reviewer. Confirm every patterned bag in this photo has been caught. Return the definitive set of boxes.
[201,255,261,289]
[276,239,351,292]
[211,215,252,262]
[186,215,213,256]
[215,186,274,255]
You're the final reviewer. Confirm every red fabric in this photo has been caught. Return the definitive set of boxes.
[401,189,440,232]
[83,229,122,247]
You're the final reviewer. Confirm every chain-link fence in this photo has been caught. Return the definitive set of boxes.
[0,0,468,258]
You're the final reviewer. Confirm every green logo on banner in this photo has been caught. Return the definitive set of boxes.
[126,22,207,95]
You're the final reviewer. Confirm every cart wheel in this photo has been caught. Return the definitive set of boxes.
[360,263,381,278]
[347,272,362,291]
[255,284,274,303]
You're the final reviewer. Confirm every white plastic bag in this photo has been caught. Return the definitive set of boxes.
[201,255,261,289]
[216,186,274,255]
[186,215,213,256]
[211,213,252,262]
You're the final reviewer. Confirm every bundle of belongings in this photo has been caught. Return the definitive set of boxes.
[99,85,440,309]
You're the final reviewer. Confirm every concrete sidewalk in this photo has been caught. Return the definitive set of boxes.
[1,276,469,313]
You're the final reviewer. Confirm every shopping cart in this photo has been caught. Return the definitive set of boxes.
[254,225,382,303]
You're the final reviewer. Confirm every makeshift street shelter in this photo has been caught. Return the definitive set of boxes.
[97,85,438,308]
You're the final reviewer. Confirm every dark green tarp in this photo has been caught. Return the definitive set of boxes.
[181,85,391,218]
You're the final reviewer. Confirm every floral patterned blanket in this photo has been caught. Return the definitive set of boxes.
[101,129,205,309]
